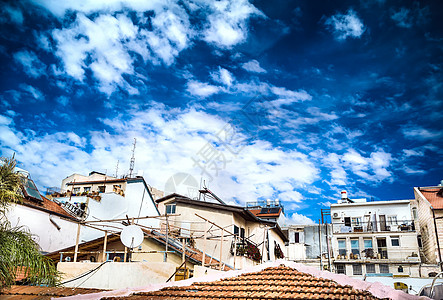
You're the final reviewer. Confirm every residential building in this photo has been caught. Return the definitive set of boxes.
[45,230,229,289]
[156,193,288,270]
[51,171,160,242]
[414,183,443,271]
[330,192,421,277]
[283,224,331,269]
[6,168,80,253]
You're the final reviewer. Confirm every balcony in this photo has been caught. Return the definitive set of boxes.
[332,220,415,234]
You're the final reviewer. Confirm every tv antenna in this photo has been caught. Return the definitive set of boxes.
[128,138,136,178]
[120,225,144,249]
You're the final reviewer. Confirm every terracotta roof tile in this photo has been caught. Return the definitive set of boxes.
[20,195,74,219]
[1,285,104,299]
[419,187,443,209]
[102,265,385,300]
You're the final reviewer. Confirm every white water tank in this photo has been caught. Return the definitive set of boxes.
[341,190,348,201]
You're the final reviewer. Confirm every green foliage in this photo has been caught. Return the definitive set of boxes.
[0,156,60,290]
[0,221,59,289]
[0,157,22,215]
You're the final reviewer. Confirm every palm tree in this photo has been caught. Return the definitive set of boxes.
[0,156,59,290]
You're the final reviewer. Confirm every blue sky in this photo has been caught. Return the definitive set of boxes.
[0,0,442,224]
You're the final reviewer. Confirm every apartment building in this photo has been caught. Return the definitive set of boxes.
[330,192,421,277]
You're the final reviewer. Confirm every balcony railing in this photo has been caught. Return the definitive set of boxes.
[332,220,415,233]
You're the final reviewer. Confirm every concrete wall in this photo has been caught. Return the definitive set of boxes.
[58,261,177,289]
[6,204,78,253]
[414,187,440,264]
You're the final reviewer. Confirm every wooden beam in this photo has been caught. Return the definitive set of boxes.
[73,223,81,262]
[85,214,180,224]
[202,220,207,267]
[219,228,224,270]
[102,231,108,262]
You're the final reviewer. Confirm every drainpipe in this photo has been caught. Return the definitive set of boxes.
[431,207,443,271]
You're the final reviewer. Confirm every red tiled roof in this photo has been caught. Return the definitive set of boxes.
[20,195,74,219]
[102,266,383,300]
[420,187,443,209]
[0,285,104,299]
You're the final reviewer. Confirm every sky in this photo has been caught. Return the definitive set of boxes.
[0,0,442,225]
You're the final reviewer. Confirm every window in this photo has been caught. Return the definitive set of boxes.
[417,235,423,248]
[364,239,373,249]
[338,239,347,256]
[240,228,245,239]
[344,217,351,227]
[166,203,176,214]
[336,264,346,274]
[351,239,360,258]
[294,232,300,243]
[73,187,80,193]
[234,225,239,236]
[351,217,361,226]
[379,264,389,274]
[412,208,418,220]
[391,236,400,247]
[98,186,106,193]
[398,266,404,273]
[353,264,362,275]
[366,264,375,274]
[377,238,388,259]
[84,187,91,192]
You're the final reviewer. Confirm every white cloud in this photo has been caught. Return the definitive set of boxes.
[13,50,46,79]
[202,0,264,48]
[324,9,366,40]
[211,67,235,87]
[0,102,318,207]
[186,80,221,98]
[242,60,266,73]
[18,84,44,101]
[402,126,442,140]
[283,213,316,225]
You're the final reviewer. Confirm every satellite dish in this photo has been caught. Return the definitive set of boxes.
[120,225,144,248]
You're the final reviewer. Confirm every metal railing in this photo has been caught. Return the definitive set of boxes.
[332,220,415,233]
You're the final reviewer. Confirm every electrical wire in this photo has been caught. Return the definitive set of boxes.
[58,261,109,286]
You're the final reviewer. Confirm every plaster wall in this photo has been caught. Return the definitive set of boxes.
[6,204,78,253]
[58,261,177,289]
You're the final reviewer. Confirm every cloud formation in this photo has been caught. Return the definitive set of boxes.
[324,9,365,40]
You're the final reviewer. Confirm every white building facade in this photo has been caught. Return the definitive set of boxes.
[330,198,421,277]
[53,172,160,243]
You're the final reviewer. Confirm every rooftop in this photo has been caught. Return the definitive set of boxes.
[418,187,443,209]
[53,261,422,300]
[1,285,104,299]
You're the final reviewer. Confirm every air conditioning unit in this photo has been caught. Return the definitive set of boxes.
[333,212,340,218]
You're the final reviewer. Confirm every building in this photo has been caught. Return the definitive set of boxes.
[283,224,331,269]
[6,168,80,253]
[45,230,230,289]
[330,192,421,277]
[414,183,443,271]
[51,171,160,242]
[9,262,426,299]
[155,193,287,270]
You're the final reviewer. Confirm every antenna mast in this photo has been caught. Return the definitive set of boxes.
[115,160,119,178]
[129,138,136,178]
